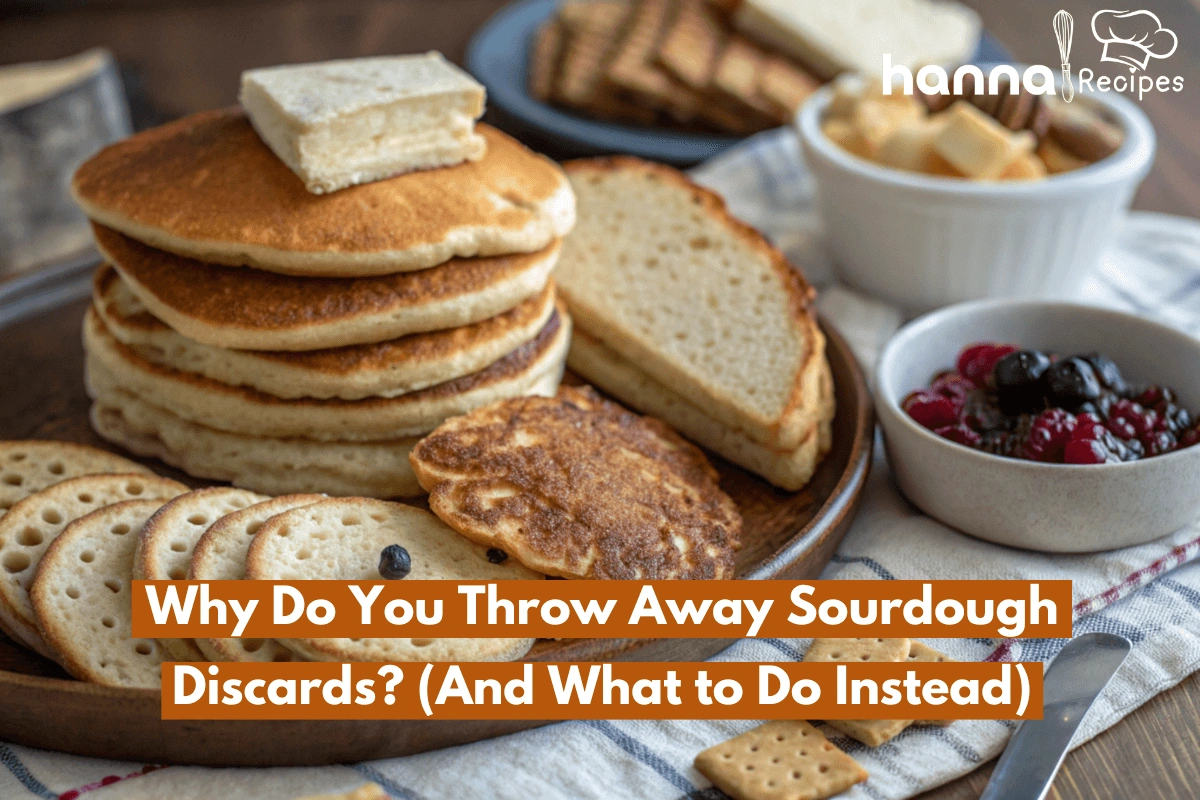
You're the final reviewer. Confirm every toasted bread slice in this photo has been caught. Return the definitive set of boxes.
[189,494,324,663]
[0,473,187,658]
[568,328,833,490]
[134,487,268,661]
[410,386,742,579]
[30,500,173,687]
[245,497,539,662]
[557,157,823,451]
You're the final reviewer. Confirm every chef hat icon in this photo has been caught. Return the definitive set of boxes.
[1091,10,1178,71]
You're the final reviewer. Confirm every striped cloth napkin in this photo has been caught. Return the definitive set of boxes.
[5,129,1200,799]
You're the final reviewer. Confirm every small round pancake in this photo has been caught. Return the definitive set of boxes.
[83,305,570,442]
[190,494,324,662]
[410,386,743,579]
[0,473,188,658]
[0,440,153,518]
[30,499,173,687]
[93,264,559,400]
[72,110,575,277]
[89,389,423,498]
[134,487,268,661]
[96,224,561,351]
[245,497,540,662]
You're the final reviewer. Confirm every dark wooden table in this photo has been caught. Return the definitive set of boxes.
[2,1,1199,797]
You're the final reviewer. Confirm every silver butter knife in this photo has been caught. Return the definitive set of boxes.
[979,632,1131,800]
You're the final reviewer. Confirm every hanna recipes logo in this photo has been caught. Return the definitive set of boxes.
[882,8,1183,103]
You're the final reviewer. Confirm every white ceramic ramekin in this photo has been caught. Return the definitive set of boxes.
[875,300,1200,552]
[795,86,1155,314]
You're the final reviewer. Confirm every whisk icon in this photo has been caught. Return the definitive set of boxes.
[1055,10,1075,102]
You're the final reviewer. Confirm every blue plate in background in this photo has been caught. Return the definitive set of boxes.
[466,0,1012,165]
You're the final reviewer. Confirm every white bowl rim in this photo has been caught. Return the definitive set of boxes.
[876,298,1200,471]
[795,75,1156,196]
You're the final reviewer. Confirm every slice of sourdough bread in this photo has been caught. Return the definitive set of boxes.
[569,328,834,490]
[556,157,824,451]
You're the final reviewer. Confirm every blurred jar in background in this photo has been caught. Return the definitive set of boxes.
[0,48,130,278]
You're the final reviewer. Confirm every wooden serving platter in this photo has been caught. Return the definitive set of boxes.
[0,258,874,766]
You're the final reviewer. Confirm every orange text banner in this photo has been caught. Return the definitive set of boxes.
[161,661,1042,721]
[133,579,1071,640]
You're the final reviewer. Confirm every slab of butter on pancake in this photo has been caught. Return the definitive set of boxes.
[240,52,488,194]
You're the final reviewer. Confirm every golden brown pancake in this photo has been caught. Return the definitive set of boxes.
[93,264,558,400]
[72,111,575,277]
[94,225,560,351]
[410,386,742,579]
[84,306,571,441]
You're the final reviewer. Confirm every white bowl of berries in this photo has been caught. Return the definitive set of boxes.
[875,299,1200,552]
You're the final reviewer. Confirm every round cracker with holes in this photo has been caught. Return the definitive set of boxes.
[0,440,153,518]
[245,497,541,662]
[0,473,187,659]
[134,487,268,661]
[30,499,175,687]
[190,494,326,662]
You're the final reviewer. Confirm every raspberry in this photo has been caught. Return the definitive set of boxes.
[1182,428,1200,449]
[956,342,1019,387]
[934,424,982,448]
[930,373,975,410]
[1145,431,1178,456]
[903,390,959,430]
[1064,437,1116,464]
[1136,386,1175,408]
[1105,416,1137,440]
[1108,399,1157,439]
[1023,408,1076,462]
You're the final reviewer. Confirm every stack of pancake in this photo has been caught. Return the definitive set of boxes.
[71,109,575,498]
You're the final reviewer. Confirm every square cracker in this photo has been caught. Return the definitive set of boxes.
[823,640,954,747]
[803,638,911,663]
[758,55,819,117]
[711,35,784,124]
[908,641,955,727]
[656,0,724,89]
[605,0,699,122]
[695,720,868,800]
[555,1,629,107]
[528,19,564,101]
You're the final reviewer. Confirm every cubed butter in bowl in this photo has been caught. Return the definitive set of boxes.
[795,71,1155,314]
